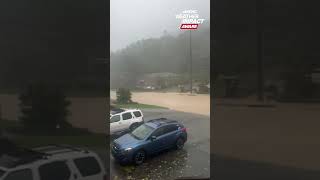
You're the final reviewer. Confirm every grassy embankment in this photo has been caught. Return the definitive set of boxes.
[0,119,106,148]
[114,103,167,109]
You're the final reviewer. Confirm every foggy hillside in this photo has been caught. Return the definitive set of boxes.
[110,22,210,87]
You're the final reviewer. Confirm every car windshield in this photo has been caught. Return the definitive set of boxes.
[130,124,154,140]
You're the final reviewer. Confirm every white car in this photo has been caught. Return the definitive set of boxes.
[110,109,144,134]
[0,145,106,180]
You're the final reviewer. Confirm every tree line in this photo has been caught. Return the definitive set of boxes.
[110,23,210,88]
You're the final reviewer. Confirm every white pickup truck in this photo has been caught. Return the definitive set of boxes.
[109,109,144,134]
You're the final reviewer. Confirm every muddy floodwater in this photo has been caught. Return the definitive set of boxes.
[110,91,210,116]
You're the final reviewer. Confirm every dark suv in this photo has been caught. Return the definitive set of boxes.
[111,118,187,165]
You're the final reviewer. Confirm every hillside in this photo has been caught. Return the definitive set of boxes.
[110,23,210,88]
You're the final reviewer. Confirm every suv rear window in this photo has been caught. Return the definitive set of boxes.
[39,161,71,180]
[133,111,142,117]
[122,112,132,120]
[74,157,101,177]
[164,124,179,134]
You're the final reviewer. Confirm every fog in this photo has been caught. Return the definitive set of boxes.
[111,0,210,52]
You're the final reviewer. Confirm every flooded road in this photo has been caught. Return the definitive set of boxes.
[109,109,210,180]
[110,91,210,116]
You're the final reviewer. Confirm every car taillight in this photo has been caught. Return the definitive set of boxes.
[181,127,187,132]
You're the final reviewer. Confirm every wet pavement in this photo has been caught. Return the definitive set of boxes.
[89,106,320,180]
[109,109,210,180]
[213,154,320,180]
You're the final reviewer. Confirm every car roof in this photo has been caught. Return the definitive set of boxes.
[0,145,96,170]
[110,108,142,116]
[145,118,179,128]
[110,108,125,115]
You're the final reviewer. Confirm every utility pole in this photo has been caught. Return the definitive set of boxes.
[256,0,264,101]
[189,30,193,94]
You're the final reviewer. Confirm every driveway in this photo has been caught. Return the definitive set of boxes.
[109,109,210,180]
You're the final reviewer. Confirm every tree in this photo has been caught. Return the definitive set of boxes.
[116,88,132,104]
[19,82,71,134]
[110,24,210,85]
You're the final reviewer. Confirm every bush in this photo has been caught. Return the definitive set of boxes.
[116,88,132,104]
[18,82,72,134]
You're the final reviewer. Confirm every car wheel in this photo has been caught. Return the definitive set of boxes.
[130,123,139,131]
[175,138,185,150]
[133,150,146,165]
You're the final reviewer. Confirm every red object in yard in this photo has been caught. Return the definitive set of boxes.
[181,127,187,132]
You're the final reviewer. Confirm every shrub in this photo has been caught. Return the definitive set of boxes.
[116,88,132,104]
[18,82,72,134]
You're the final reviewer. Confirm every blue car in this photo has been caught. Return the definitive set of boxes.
[111,118,187,165]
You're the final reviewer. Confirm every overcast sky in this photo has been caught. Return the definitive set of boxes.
[110,0,210,52]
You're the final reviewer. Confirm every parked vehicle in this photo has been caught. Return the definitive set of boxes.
[111,118,187,165]
[0,145,106,180]
[110,108,125,116]
[110,109,144,134]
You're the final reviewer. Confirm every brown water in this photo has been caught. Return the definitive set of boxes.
[111,91,210,116]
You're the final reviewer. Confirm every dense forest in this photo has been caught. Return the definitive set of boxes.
[110,22,210,88]
[0,0,319,99]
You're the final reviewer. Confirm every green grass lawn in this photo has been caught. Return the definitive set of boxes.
[1,119,106,148]
[115,103,168,109]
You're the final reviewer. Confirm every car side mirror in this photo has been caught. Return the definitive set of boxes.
[150,136,157,141]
